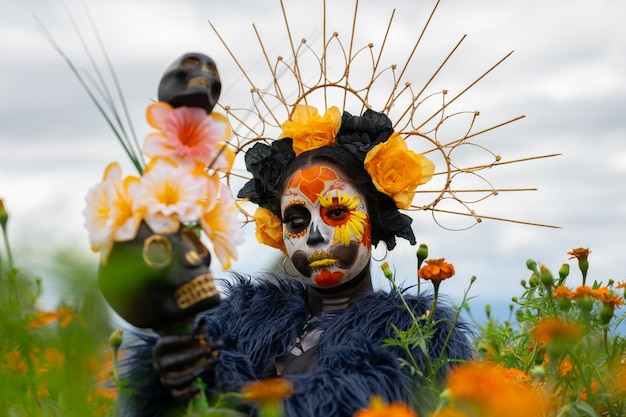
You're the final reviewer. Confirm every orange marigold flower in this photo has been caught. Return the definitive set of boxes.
[418,258,455,281]
[591,286,609,299]
[598,292,624,308]
[241,378,294,403]
[445,362,553,417]
[552,285,573,299]
[354,395,418,417]
[531,317,583,346]
[568,247,591,260]
[580,379,600,401]
[2,349,27,373]
[571,285,594,299]
[27,306,86,329]
[615,281,626,289]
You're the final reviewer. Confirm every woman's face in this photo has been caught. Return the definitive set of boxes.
[280,164,371,288]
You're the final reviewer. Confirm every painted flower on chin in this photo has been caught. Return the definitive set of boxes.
[364,131,435,209]
[144,101,233,171]
[137,157,205,234]
[280,104,341,156]
[83,162,142,263]
[313,268,344,287]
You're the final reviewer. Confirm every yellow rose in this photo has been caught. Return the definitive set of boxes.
[253,207,287,255]
[364,132,435,209]
[279,105,341,156]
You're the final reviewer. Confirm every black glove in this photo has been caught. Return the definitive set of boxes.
[152,321,221,403]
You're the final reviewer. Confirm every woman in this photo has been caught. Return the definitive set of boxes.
[119,110,474,417]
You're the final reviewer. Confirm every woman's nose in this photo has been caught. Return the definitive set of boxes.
[306,222,327,246]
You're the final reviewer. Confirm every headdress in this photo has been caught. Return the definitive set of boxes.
[208,1,558,253]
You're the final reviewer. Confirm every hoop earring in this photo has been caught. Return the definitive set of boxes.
[282,257,300,278]
[371,243,389,262]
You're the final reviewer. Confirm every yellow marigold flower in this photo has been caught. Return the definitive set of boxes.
[280,105,341,156]
[568,247,591,260]
[354,395,418,417]
[364,132,435,209]
[253,207,287,255]
[241,377,294,403]
[530,317,583,346]
[552,285,573,299]
[418,258,455,281]
[445,362,553,417]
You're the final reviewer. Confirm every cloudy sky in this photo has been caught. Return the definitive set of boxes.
[1,0,625,320]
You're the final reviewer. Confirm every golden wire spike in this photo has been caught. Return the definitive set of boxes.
[210,1,559,230]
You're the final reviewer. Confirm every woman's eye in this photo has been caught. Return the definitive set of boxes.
[283,205,311,233]
[326,207,348,220]
[287,216,308,231]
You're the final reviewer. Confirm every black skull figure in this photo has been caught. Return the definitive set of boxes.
[157,52,222,113]
[98,222,221,332]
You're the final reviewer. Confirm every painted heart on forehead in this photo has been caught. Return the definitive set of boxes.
[286,165,340,203]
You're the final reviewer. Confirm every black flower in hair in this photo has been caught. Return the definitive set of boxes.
[237,138,295,213]
[335,109,394,162]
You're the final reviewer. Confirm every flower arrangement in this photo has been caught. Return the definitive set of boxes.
[83,102,242,269]
[5,192,626,417]
[238,104,435,251]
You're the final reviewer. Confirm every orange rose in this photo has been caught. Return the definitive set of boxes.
[364,132,435,209]
[279,105,341,156]
[253,207,287,255]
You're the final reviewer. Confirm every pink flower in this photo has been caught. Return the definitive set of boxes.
[144,102,233,171]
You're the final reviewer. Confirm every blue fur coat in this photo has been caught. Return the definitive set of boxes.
[119,273,474,417]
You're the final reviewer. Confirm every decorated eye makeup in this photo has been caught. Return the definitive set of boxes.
[318,190,367,246]
[283,203,311,238]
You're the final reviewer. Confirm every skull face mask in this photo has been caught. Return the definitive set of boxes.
[157,52,221,113]
[98,221,220,331]
[281,165,372,288]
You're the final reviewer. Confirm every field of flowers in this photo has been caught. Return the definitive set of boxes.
[2,198,625,417]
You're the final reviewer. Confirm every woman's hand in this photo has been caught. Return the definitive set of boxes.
[152,322,221,403]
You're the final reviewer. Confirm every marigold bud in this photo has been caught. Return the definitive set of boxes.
[526,259,538,273]
[381,262,393,280]
[577,295,594,313]
[529,273,540,288]
[531,365,546,380]
[416,243,428,266]
[0,198,8,229]
[558,263,570,281]
[558,297,571,312]
[600,303,614,325]
[540,265,554,288]
[109,328,124,351]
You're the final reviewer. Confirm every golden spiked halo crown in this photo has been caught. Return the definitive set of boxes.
[207,0,559,236]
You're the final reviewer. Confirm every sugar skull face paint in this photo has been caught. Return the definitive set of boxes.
[281,165,371,288]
